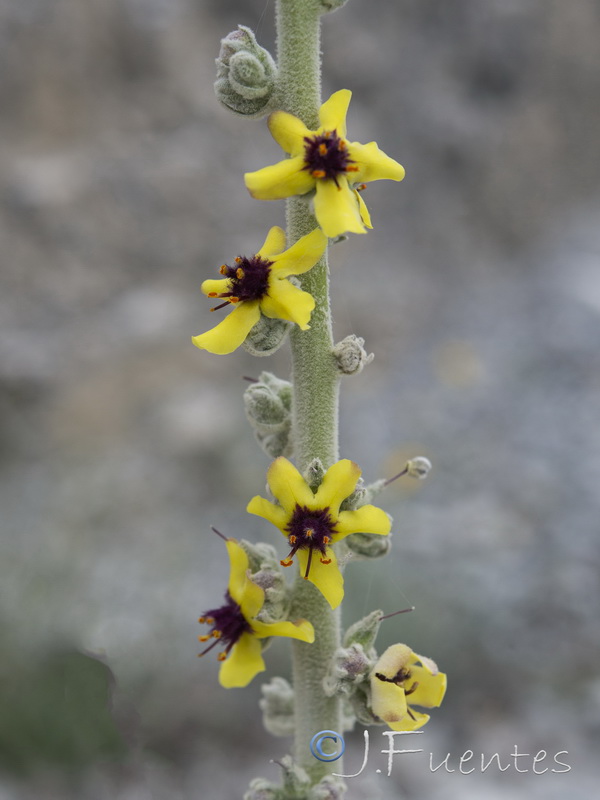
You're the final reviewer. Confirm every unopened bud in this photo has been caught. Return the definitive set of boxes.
[304,458,325,493]
[319,0,351,14]
[343,610,383,651]
[215,26,277,118]
[244,372,293,458]
[333,335,374,376]
[323,643,372,697]
[260,677,295,737]
[344,530,392,559]
[308,775,347,800]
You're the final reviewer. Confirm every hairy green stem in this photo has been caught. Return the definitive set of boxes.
[276,0,343,784]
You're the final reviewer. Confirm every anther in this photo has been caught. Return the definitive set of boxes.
[311,169,326,179]
[357,183,367,192]
[217,652,227,662]
[207,292,218,298]
[338,140,347,150]
[346,165,359,172]
[288,535,297,544]
[236,267,245,279]
[280,558,294,567]
[405,681,419,697]
[212,630,222,639]
[205,617,215,625]
[304,528,314,539]
[319,558,332,565]
[198,616,206,624]
[229,297,240,304]
[198,635,210,642]
[234,256,243,264]
[323,536,330,545]
[318,143,328,156]
[220,265,228,275]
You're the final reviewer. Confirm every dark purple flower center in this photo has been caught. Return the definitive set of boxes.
[207,255,272,311]
[302,130,357,186]
[282,505,337,579]
[198,591,252,660]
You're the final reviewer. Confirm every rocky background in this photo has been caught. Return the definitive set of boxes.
[1,0,599,798]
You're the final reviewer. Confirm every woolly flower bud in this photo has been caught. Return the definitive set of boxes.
[333,335,374,376]
[215,26,277,118]
[239,539,290,621]
[344,529,392,559]
[243,779,279,800]
[260,676,295,737]
[304,457,325,493]
[309,776,347,800]
[242,315,291,357]
[323,643,372,697]
[244,372,292,459]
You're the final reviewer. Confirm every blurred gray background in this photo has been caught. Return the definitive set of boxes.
[1,0,599,798]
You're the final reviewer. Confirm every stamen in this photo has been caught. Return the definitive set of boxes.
[210,528,227,544]
[305,528,314,539]
[303,548,313,579]
[219,265,228,275]
[198,635,210,642]
[217,652,227,661]
[288,535,297,544]
[338,140,347,150]
[210,300,231,312]
[234,257,242,264]
[357,183,367,191]
[346,165,359,172]
[207,292,218,298]
[407,708,417,721]
[318,143,328,155]
[323,536,330,544]
[236,267,245,279]
[311,169,326,178]
[319,557,332,565]
[211,630,222,639]
[229,297,240,304]
[198,616,206,623]
[280,558,294,567]
[404,681,419,697]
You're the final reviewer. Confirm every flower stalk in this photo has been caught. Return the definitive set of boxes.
[276,0,343,782]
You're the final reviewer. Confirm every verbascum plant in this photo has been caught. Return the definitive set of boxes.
[194,2,447,797]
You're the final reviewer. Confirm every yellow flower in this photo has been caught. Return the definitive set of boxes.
[244,89,405,238]
[192,226,327,355]
[370,644,447,731]
[198,538,314,688]
[246,457,391,609]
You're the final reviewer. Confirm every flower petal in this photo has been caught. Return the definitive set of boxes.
[335,505,391,539]
[245,157,314,201]
[270,228,328,278]
[404,667,447,709]
[268,111,312,156]
[313,177,366,238]
[318,89,352,138]
[315,459,361,514]
[370,678,408,724]
[251,618,315,643]
[201,278,230,297]
[266,457,314,513]
[297,547,344,609]
[219,632,265,688]
[389,709,431,732]
[246,495,289,532]
[225,540,250,607]
[348,141,405,183]
[257,226,287,258]
[355,190,373,229]
[261,280,315,330]
[191,301,261,355]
